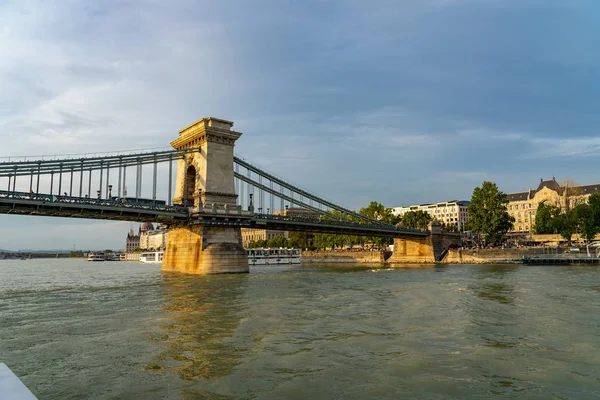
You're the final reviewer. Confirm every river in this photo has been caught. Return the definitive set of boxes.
[1,260,599,399]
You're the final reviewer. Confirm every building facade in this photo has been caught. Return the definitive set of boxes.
[390,200,471,231]
[506,177,600,233]
[125,227,140,253]
[240,228,286,247]
[139,223,167,250]
[124,222,160,258]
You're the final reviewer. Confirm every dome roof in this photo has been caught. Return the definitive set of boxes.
[140,222,154,232]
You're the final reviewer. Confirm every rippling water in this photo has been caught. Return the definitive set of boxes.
[1,260,600,399]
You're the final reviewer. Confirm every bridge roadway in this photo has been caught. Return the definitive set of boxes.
[0,190,428,238]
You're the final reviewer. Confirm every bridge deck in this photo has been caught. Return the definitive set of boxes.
[0,191,429,237]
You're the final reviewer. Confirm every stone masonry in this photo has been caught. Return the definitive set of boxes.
[387,221,462,264]
[162,117,249,274]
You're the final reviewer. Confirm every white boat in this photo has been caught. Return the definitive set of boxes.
[87,252,105,262]
[0,363,38,399]
[246,248,301,265]
[139,251,164,264]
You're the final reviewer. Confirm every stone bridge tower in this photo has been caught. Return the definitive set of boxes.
[171,117,241,209]
[162,117,249,274]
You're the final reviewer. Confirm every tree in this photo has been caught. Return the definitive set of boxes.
[439,221,458,232]
[534,202,561,234]
[557,211,576,243]
[465,181,515,245]
[247,240,267,248]
[587,191,600,227]
[402,210,432,229]
[573,204,599,256]
[266,236,289,248]
[288,232,313,249]
[359,201,400,224]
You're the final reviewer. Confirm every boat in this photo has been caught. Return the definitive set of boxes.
[87,252,105,262]
[246,248,301,265]
[0,363,38,399]
[104,253,123,261]
[139,251,164,264]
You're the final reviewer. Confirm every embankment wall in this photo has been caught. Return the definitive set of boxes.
[444,248,571,264]
[301,250,385,264]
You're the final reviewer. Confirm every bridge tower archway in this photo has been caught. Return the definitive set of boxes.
[184,165,196,206]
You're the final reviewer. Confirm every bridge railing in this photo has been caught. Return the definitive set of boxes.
[252,213,428,235]
[0,190,189,214]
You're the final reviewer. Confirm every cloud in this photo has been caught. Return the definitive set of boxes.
[0,0,599,248]
[526,137,600,158]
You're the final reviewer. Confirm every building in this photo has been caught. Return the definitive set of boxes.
[506,177,600,233]
[125,227,141,253]
[124,222,159,260]
[139,224,167,250]
[240,228,286,247]
[240,207,319,247]
[390,200,471,231]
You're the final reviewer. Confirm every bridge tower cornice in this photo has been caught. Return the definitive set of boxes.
[170,117,242,150]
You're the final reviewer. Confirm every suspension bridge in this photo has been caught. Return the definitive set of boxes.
[0,117,455,273]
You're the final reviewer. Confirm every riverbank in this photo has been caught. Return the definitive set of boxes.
[302,248,579,265]
[442,248,573,264]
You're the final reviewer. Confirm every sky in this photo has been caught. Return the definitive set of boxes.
[1,0,599,250]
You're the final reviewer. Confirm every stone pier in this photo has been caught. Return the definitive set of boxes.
[387,221,462,264]
[162,117,249,274]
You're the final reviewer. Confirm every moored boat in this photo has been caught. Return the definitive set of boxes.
[87,252,105,262]
[139,251,164,264]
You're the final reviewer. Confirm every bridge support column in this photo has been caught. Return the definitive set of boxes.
[387,221,462,264]
[388,235,436,263]
[163,225,248,274]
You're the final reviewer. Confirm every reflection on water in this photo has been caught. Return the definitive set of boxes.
[147,274,249,382]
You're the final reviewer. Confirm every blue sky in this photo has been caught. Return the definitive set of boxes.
[1,0,599,250]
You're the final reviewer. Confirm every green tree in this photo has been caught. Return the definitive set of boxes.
[557,211,576,243]
[358,201,399,248]
[587,191,600,227]
[288,232,314,249]
[359,201,400,224]
[402,210,432,229]
[465,181,515,245]
[534,202,561,234]
[266,236,289,248]
[247,240,267,248]
[573,204,599,256]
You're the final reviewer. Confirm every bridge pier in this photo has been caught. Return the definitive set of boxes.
[387,221,462,264]
[162,117,249,274]
[162,225,248,274]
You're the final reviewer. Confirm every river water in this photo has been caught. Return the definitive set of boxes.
[1,260,599,399]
